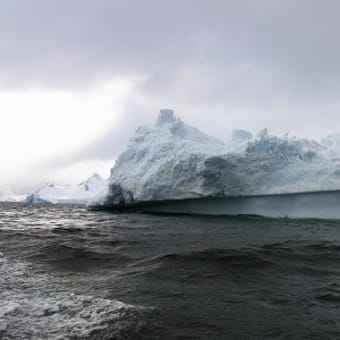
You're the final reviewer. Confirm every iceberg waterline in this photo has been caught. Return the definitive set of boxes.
[89,109,340,217]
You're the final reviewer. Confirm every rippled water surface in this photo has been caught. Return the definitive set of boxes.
[1,203,340,339]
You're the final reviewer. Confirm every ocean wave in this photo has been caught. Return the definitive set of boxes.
[0,253,146,339]
[315,283,340,303]
[28,243,134,272]
[146,248,272,267]
[125,241,340,280]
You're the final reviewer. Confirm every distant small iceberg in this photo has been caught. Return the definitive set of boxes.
[26,173,107,205]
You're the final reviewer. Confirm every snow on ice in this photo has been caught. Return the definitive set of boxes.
[90,109,340,210]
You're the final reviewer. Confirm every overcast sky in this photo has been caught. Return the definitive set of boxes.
[1,0,340,193]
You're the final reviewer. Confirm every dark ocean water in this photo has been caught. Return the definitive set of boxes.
[1,203,340,339]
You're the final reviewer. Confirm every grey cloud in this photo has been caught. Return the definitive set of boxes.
[3,0,340,173]
[2,0,340,92]
[76,101,156,160]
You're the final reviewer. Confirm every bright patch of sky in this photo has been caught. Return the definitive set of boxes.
[0,78,132,191]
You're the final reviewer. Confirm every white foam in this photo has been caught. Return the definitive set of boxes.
[0,254,143,339]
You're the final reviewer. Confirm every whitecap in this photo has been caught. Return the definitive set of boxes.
[0,254,145,339]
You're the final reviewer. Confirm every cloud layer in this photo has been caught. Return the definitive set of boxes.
[2,0,340,191]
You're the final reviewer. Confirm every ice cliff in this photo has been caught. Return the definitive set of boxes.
[89,109,340,209]
[26,173,107,205]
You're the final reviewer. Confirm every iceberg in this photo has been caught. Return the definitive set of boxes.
[26,173,107,205]
[89,109,340,218]
[227,129,253,152]
[0,186,25,203]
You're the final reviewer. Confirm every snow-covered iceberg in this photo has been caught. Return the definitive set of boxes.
[89,109,340,218]
[26,173,107,205]
[0,186,25,203]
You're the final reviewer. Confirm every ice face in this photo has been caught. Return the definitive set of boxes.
[89,109,340,210]
[139,191,340,219]
[257,128,269,139]
[156,109,176,125]
[228,129,253,152]
[321,133,340,156]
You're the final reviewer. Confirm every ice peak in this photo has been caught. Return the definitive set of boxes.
[89,173,103,181]
[257,128,269,139]
[227,129,253,152]
[78,173,104,187]
[156,109,176,125]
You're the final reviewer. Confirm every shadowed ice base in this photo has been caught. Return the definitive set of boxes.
[112,190,340,219]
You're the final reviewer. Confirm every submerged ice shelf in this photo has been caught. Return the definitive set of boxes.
[88,109,340,218]
[128,190,340,219]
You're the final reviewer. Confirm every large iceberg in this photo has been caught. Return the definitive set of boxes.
[26,173,107,205]
[89,109,340,218]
